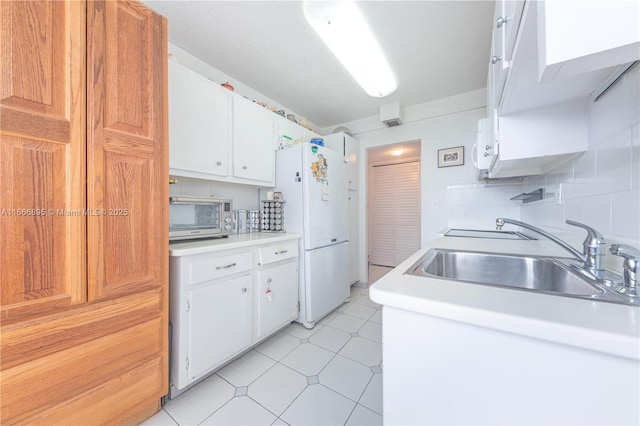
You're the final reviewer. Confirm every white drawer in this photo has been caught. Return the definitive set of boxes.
[258,240,299,265]
[187,251,253,284]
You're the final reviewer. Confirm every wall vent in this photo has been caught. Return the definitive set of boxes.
[382,118,402,127]
[380,101,402,127]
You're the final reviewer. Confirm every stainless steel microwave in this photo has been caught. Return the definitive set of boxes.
[169,196,233,241]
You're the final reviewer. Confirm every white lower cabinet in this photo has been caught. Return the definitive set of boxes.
[169,236,300,397]
[188,274,252,380]
[257,260,298,338]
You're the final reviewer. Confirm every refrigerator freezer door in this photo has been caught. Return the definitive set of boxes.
[302,241,350,324]
[302,145,349,250]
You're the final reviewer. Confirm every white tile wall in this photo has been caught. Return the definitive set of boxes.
[521,64,640,249]
[446,182,522,231]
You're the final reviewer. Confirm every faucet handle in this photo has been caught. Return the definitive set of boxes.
[566,220,606,270]
[609,244,639,298]
[565,220,605,243]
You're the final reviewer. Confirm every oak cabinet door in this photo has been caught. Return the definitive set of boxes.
[0,0,86,319]
[87,0,168,300]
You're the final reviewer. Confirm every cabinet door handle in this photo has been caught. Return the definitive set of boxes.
[267,278,272,283]
[275,250,288,255]
[241,287,247,293]
[216,161,222,166]
[216,262,237,270]
[243,165,248,170]
[491,55,502,65]
[496,16,509,29]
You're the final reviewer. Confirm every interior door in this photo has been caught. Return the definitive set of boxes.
[371,161,421,267]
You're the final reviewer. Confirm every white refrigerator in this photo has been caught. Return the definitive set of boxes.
[268,143,349,328]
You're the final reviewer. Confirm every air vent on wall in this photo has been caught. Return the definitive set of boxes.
[380,101,402,127]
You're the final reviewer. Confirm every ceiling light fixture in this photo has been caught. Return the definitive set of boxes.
[303,1,397,98]
[391,148,404,156]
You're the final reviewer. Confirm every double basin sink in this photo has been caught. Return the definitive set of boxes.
[405,248,636,305]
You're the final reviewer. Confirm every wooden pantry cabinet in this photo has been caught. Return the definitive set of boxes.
[0,0,169,424]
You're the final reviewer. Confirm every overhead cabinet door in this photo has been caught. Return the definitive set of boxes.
[169,61,230,178]
[232,96,275,184]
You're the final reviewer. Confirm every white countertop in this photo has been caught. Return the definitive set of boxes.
[369,236,640,360]
[169,233,301,256]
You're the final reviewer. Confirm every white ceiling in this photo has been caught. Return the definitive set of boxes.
[144,1,495,129]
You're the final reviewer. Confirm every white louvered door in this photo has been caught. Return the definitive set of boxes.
[371,161,421,267]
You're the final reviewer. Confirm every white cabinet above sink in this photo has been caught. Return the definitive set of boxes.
[480,0,638,178]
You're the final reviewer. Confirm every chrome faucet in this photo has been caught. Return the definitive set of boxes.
[609,244,639,299]
[495,218,606,272]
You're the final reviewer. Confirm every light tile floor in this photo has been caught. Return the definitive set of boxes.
[143,266,393,426]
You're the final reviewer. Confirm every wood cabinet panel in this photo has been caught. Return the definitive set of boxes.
[1,317,162,424]
[22,357,163,425]
[87,0,167,300]
[0,288,162,370]
[0,0,86,320]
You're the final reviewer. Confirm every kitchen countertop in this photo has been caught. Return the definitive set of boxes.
[169,233,301,256]
[369,236,640,360]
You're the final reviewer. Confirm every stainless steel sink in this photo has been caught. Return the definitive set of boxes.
[405,249,634,305]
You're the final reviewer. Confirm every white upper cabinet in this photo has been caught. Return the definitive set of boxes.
[538,0,640,81]
[276,116,304,150]
[490,0,525,107]
[480,0,638,178]
[232,96,276,185]
[169,60,230,179]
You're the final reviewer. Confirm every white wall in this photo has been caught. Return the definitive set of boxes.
[520,63,640,265]
[349,89,522,282]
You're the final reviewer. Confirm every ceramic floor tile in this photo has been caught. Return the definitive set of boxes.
[358,321,382,343]
[248,363,308,416]
[280,384,356,426]
[339,337,382,367]
[280,342,334,376]
[255,332,301,361]
[319,355,373,401]
[325,313,367,333]
[349,287,363,301]
[343,303,376,320]
[283,322,321,339]
[140,409,178,426]
[345,404,383,426]
[217,350,276,387]
[359,374,383,415]
[200,396,277,425]
[369,310,382,324]
[354,294,381,309]
[308,325,352,353]
[163,374,234,425]
[316,310,338,327]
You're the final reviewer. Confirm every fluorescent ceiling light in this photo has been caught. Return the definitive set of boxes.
[391,148,404,156]
[304,1,397,97]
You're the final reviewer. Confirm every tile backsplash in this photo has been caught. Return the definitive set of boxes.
[520,64,640,247]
